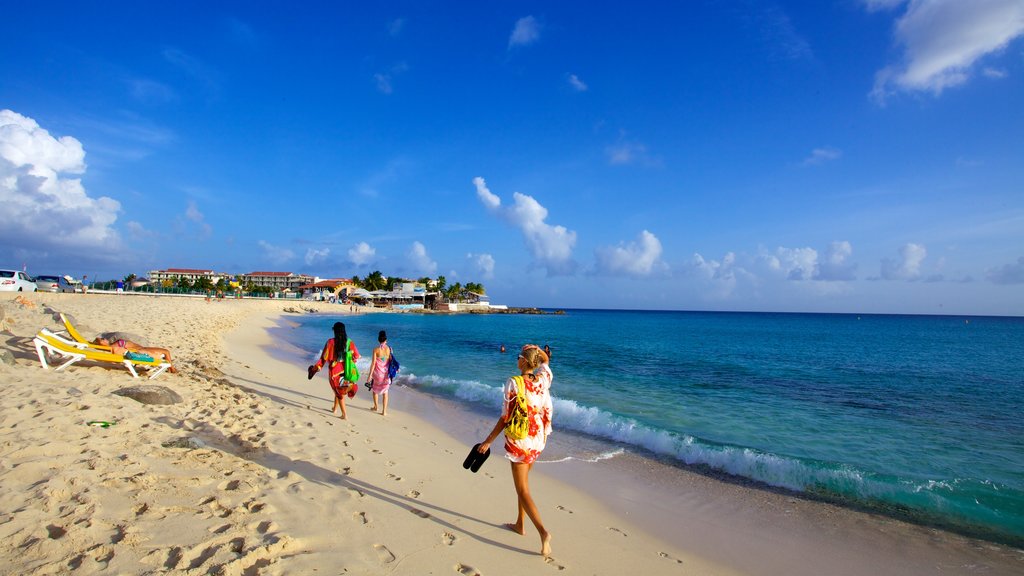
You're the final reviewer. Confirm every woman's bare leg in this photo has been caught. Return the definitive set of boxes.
[509,461,552,557]
[380,392,388,416]
[372,391,380,412]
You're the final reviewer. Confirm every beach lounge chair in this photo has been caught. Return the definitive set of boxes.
[59,312,111,351]
[33,329,171,379]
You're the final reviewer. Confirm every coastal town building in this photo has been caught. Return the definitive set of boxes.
[241,271,314,292]
[149,268,226,285]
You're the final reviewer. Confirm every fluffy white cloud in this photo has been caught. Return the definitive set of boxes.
[595,230,666,276]
[473,177,577,276]
[880,242,927,280]
[509,16,540,48]
[305,247,330,266]
[408,241,437,276]
[258,240,294,265]
[871,0,1024,101]
[468,252,495,279]
[818,241,857,281]
[986,256,1024,284]
[763,241,857,281]
[0,109,121,257]
[348,241,376,266]
[689,252,746,300]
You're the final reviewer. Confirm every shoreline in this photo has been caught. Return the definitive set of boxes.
[1,292,1021,575]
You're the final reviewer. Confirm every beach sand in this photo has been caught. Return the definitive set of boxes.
[1,292,1021,575]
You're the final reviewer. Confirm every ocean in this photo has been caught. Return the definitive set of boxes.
[282,309,1024,547]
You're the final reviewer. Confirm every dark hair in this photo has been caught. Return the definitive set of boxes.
[378,330,387,343]
[332,322,347,358]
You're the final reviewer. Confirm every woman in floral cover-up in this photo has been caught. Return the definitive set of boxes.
[477,344,553,558]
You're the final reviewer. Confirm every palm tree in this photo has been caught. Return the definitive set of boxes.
[365,270,386,291]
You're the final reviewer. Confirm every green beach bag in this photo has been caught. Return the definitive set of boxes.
[343,339,359,383]
[505,375,529,440]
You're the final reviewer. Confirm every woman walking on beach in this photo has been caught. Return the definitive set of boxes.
[307,322,360,419]
[367,330,394,416]
[477,344,553,557]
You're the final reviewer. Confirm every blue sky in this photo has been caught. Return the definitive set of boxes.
[2,1,1022,315]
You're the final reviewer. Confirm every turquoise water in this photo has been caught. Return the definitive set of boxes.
[285,310,1024,546]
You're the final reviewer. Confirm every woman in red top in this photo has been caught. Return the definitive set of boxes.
[307,322,360,419]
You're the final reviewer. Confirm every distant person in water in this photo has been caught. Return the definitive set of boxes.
[477,344,553,557]
[366,330,394,416]
[500,344,506,353]
[307,322,360,419]
[543,344,551,359]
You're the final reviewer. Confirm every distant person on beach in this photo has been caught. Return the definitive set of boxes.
[366,330,394,416]
[94,337,178,374]
[116,280,124,293]
[307,322,360,419]
[477,344,553,557]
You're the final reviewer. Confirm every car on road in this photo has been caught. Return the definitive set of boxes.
[0,269,38,292]
[34,274,78,293]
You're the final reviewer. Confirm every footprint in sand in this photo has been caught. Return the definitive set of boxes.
[456,564,481,575]
[354,511,369,525]
[218,479,241,491]
[607,527,628,537]
[387,473,403,482]
[374,544,396,564]
[544,556,566,570]
[443,532,456,546]
[406,490,421,499]
[659,552,684,564]
[556,505,574,514]
[409,508,430,519]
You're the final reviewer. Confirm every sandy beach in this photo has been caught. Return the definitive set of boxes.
[0,292,1021,575]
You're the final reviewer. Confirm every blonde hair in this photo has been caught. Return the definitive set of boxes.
[519,345,548,372]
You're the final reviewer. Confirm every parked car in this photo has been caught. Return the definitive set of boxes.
[0,269,38,292]
[34,274,78,293]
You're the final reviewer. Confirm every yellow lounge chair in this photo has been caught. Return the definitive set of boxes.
[34,329,171,379]
[59,312,111,351]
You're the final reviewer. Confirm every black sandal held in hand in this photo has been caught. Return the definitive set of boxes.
[307,365,317,380]
[462,443,490,473]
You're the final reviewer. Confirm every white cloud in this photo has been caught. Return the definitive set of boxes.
[388,18,405,37]
[689,252,745,300]
[473,177,577,276]
[605,141,648,166]
[509,16,540,48]
[305,247,330,266]
[879,242,927,280]
[184,200,212,238]
[125,220,157,240]
[374,63,408,95]
[871,0,1024,101]
[0,109,121,255]
[258,240,294,265]
[568,74,588,92]
[983,67,1008,79]
[595,230,666,276]
[468,253,496,279]
[762,241,857,281]
[818,241,857,281]
[986,256,1024,284]
[863,0,906,13]
[348,242,376,266]
[802,147,842,165]
[408,241,437,276]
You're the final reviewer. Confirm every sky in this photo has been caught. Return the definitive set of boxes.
[2,1,1023,315]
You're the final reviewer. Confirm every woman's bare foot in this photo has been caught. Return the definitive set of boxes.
[380,410,387,416]
[540,532,552,557]
[504,522,525,535]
